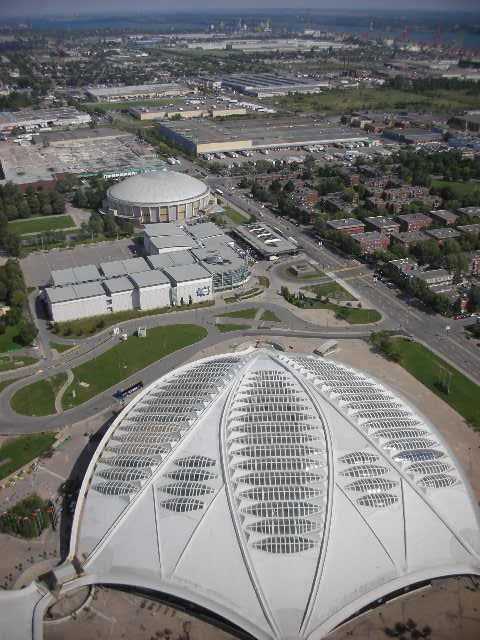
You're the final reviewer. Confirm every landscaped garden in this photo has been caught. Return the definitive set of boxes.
[0,433,56,479]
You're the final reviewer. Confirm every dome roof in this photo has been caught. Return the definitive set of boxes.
[67,349,480,640]
[107,170,209,205]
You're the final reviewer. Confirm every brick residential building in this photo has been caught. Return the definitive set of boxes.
[364,216,400,235]
[429,209,458,226]
[326,218,365,236]
[389,258,418,274]
[457,206,480,219]
[425,227,461,244]
[391,230,430,249]
[396,212,433,232]
[350,231,390,254]
[458,224,480,236]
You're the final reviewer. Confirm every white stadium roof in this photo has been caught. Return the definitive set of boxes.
[106,170,209,205]
[2,348,480,640]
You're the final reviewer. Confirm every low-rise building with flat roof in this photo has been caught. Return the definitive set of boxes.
[388,257,418,273]
[458,224,480,236]
[457,206,480,219]
[129,270,171,311]
[163,264,213,305]
[413,269,454,292]
[391,231,430,248]
[326,218,365,236]
[102,277,135,313]
[85,83,194,102]
[429,209,458,225]
[232,223,298,258]
[146,251,196,270]
[147,234,197,255]
[364,216,400,235]
[100,258,150,279]
[45,282,107,323]
[425,227,461,243]
[350,231,389,254]
[396,213,433,232]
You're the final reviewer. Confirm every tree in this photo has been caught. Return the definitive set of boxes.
[468,286,480,313]
[88,213,104,235]
[103,214,118,237]
[6,232,21,257]
[10,289,27,309]
[73,189,89,209]
[17,320,38,346]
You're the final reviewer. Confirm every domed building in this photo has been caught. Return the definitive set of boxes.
[2,349,480,640]
[101,170,211,224]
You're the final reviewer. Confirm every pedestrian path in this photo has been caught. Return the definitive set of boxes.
[54,370,73,414]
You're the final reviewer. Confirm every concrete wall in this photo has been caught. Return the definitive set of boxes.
[173,277,213,305]
[49,295,107,323]
[137,285,171,311]
[110,290,135,313]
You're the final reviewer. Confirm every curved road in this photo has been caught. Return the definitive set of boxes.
[0,294,378,435]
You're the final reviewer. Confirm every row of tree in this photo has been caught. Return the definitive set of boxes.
[0,260,38,345]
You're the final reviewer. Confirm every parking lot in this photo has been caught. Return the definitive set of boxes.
[21,239,136,288]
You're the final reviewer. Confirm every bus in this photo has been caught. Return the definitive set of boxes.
[115,380,144,400]
[215,188,224,196]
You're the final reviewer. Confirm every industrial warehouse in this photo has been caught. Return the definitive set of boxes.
[157,117,370,155]
[101,170,211,223]
[9,349,480,640]
[221,72,329,97]
[85,82,195,102]
[43,222,250,322]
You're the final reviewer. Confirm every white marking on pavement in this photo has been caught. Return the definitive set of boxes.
[38,466,66,482]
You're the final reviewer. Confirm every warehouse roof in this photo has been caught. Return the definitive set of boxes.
[188,222,225,240]
[100,258,150,278]
[129,270,170,288]
[61,349,480,640]
[51,264,101,287]
[146,251,196,269]
[46,282,106,304]
[149,235,196,251]
[103,277,135,294]
[144,222,185,238]
[163,263,211,284]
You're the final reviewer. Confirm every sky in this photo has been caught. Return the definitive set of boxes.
[1,0,480,19]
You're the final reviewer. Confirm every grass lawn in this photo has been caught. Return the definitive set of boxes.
[292,298,381,324]
[260,310,281,322]
[218,308,258,320]
[0,433,57,479]
[49,342,74,354]
[302,281,356,301]
[62,324,206,409]
[52,300,214,338]
[430,179,480,197]
[285,266,325,280]
[0,322,25,353]
[8,215,75,235]
[0,355,37,372]
[11,373,67,417]
[216,323,250,333]
[223,206,250,225]
[390,338,480,428]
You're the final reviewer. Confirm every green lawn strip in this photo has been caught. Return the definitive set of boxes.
[52,300,214,338]
[0,433,57,479]
[285,266,325,280]
[294,298,380,324]
[391,338,480,428]
[223,206,250,225]
[49,341,74,354]
[8,215,76,235]
[430,179,480,197]
[302,281,356,301]
[218,308,258,320]
[0,355,38,372]
[260,310,281,322]
[216,323,250,333]
[0,322,25,353]
[10,373,67,417]
[62,324,206,410]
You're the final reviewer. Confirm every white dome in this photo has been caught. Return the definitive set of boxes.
[62,349,480,640]
[107,170,209,206]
